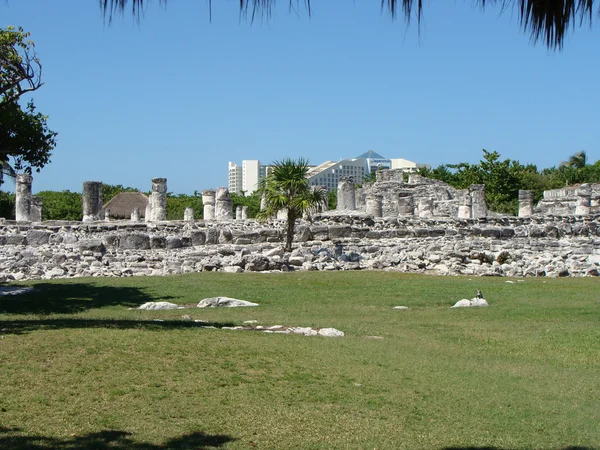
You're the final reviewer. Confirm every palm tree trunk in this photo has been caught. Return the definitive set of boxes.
[285,209,296,252]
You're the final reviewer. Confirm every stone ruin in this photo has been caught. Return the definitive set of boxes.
[336,170,490,219]
[2,170,598,281]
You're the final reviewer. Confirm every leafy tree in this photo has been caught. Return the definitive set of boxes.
[257,158,327,252]
[560,150,588,169]
[101,0,598,49]
[35,190,82,221]
[0,27,56,182]
[166,192,203,220]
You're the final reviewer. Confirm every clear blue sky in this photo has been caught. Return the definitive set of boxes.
[3,0,599,194]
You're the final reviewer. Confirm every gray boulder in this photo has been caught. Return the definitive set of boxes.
[451,298,489,308]
[136,301,184,310]
[197,297,259,308]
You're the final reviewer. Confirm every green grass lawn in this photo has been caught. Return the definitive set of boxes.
[0,272,598,449]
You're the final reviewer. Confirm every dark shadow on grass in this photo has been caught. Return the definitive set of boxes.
[0,428,235,449]
[0,283,172,315]
[0,318,236,335]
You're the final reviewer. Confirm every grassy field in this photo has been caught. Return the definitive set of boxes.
[0,272,598,449]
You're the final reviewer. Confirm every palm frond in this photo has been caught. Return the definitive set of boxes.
[100,0,598,49]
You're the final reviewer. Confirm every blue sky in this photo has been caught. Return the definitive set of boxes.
[3,0,599,194]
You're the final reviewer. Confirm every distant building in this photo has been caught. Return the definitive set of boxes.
[356,150,391,173]
[306,159,367,192]
[228,160,272,195]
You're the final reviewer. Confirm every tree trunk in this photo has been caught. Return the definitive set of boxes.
[285,210,296,252]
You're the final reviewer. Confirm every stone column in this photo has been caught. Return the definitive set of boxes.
[470,184,488,219]
[276,208,288,220]
[30,196,43,222]
[150,178,167,221]
[365,194,383,218]
[417,197,434,218]
[457,189,472,219]
[241,206,249,220]
[337,177,356,211]
[397,194,414,217]
[575,184,591,216]
[131,208,140,222]
[215,187,233,220]
[15,174,33,221]
[260,193,268,211]
[235,206,243,221]
[518,190,534,218]
[184,207,194,222]
[104,209,111,221]
[355,187,365,211]
[202,190,216,220]
[144,203,152,223]
[82,181,103,222]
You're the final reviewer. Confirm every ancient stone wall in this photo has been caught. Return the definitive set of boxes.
[0,214,598,281]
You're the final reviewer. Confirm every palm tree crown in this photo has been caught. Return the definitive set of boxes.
[101,0,597,49]
[257,158,327,252]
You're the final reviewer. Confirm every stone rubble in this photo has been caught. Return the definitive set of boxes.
[197,297,259,308]
[451,298,489,308]
[0,214,597,281]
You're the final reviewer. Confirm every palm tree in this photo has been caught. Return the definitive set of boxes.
[101,1,597,49]
[257,158,327,252]
[560,150,588,169]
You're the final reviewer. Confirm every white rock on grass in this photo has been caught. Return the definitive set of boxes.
[289,327,318,336]
[393,306,409,310]
[136,301,184,310]
[317,328,345,337]
[197,297,259,308]
[451,298,489,308]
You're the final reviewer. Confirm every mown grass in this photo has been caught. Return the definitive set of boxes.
[0,272,598,449]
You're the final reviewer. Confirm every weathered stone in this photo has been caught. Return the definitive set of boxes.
[150,178,167,221]
[518,190,534,218]
[202,190,216,221]
[197,297,259,308]
[166,236,183,249]
[15,174,33,222]
[26,230,51,246]
[215,187,233,220]
[119,233,150,250]
[79,239,105,253]
[191,231,206,246]
[337,178,356,211]
[184,207,194,222]
[470,184,488,218]
[82,181,103,222]
[137,301,183,310]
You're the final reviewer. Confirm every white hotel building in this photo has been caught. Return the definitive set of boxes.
[229,152,422,194]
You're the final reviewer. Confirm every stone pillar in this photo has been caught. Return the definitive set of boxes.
[276,208,288,220]
[184,207,194,222]
[241,206,249,220]
[215,187,233,220]
[144,203,152,223]
[15,174,33,221]
[260,193,268,211]
[235,206,243,221]
[355,187,365,211]
[104,209,111,221]
[575,184,591,216]
[457,189,472,219]
[131,208,140,222]
[82,181,103,222]
[337,178,356,211]
[470,184,488,219]
[30,196,43,222]
[150,178,167,221]
[365,194,382,218]
[417,197,434,218]
[397,194,414,217]
[202,190,215,221]
[518,190,534,218]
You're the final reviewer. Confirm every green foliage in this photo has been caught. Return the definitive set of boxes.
[230,191,261,218]
[1,27,55,182]
[36,190,82,221]
[422,150,600,215]
[257,158,327,251]
[328,189,337,211]
[0,190,15,219]
[166,192,203,220]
